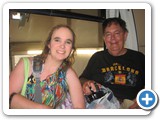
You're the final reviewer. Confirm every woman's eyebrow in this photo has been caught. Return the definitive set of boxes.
[53,37,60,39]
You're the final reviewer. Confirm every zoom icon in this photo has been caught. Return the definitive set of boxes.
[137,89,158,110]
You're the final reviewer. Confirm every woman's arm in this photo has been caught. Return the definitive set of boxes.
[10,93,52,109]
[9,58,52,109]
[9,58,27,96]
[66,67,85,109]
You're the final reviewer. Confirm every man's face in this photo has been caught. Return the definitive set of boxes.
[103,23,128,56]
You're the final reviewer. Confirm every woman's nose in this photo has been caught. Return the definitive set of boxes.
[60,42,65,48]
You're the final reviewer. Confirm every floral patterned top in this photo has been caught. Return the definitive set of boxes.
[24,62,73,109]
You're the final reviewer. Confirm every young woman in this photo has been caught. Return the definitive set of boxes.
[9,25,85,109]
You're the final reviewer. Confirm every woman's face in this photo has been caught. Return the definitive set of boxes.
[48,27,73,61]
[103,23,128,56]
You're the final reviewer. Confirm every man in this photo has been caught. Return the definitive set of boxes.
[80,17,145,109]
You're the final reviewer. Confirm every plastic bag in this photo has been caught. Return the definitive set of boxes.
[85,85,120,109]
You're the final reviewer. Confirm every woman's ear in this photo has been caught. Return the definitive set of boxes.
[48,43,51,49]
[70,49,74,55]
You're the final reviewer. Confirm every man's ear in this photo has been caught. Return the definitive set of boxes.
[103,35,105,41]
[124,32,128,41]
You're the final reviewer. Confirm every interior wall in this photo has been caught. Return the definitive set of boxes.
[133,9,145,54]
[71,19,101,48]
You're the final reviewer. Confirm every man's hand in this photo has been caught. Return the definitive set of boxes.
[129,99,140,109]
[82,80,100,95]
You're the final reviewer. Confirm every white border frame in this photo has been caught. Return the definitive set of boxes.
[3,2,151,115]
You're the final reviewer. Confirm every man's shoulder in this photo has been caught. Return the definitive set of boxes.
[87,50,105,62]
[127,49,144,56]
[94,50,105,55]
[91,50,106,58]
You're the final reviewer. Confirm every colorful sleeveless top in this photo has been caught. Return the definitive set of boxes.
[24,62,73,109]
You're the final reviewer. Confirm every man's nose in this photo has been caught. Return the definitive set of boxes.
[110,34,116,43]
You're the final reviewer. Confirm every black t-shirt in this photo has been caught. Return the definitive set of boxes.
[80,49,145,100]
